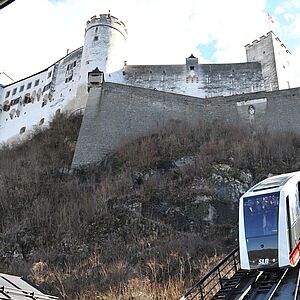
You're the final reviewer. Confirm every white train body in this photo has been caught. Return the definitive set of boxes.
[239,171,300,269]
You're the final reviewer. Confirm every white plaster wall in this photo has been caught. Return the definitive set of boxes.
[0,68,55,142]
[272,35,293,89]
[122,63,264,98]
[52,47,83,112]
[0,86,3,101]
[122,65,206,97]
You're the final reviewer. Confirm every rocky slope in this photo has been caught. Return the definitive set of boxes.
[0,115,299,299]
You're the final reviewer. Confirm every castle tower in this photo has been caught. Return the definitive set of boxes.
[245,31,293,91]
[71,13,127,111]
[80,13,128,82]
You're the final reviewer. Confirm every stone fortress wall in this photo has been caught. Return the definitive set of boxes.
[123,61,264,98]
[72,79,300,168]
[0,13,295,145]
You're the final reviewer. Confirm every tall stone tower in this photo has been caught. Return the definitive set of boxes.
[245,31,293,91]
[73,13,128,110]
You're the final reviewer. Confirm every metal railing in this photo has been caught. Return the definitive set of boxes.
[180,247,240,300]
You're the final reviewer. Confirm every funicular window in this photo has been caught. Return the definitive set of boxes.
[244,192,279,238]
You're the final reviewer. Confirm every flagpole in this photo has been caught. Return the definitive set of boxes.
[267,13,274,32]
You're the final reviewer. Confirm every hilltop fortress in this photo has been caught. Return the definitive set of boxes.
[0,13,298,167]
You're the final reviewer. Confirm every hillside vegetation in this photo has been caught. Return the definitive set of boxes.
[0,114,300,299]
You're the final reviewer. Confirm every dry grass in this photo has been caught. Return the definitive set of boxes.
[0,115,300,298]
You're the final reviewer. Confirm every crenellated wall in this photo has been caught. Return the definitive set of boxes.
[245,31,293,91]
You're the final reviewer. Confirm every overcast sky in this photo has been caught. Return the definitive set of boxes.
[0,0,300,85]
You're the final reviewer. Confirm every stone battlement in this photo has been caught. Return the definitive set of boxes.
[245,31,291,54]
[86,13,127,37]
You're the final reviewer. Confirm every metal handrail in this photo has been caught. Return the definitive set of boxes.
[180,247,239,300]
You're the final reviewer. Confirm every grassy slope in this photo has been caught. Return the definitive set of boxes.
[0,115,300,299]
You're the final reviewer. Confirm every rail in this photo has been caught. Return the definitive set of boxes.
[180,247,240,300]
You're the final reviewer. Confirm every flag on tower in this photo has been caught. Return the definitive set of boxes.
[268,13,275,23]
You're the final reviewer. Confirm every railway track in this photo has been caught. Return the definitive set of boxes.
[232,267,300,300]
[180,248,300,300]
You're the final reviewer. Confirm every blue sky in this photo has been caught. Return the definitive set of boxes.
[1,0,300,84]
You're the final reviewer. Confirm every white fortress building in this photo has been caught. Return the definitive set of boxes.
[0,13,294,144]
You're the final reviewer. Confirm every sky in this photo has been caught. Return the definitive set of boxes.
[0,0,300,85]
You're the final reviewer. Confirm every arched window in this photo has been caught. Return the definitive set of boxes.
[42,94,48,107]
[37,88,42,102]
[3,100,10,112]
[9,108,16,120]
[31,90,37,103]
[24,93,32,104]
[19,126,26,134]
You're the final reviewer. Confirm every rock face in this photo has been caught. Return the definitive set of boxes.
[212,164,253,202]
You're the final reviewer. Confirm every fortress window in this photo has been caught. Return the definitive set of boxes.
[27,82,32,89]
[283,65,285,69]
[47,71,52,79]
[122,71,126,75]
[3,104,10,111]
[94,36,99,41]
[73,61,76,67]
[190,66,195,70]
[19,85,24,92]
[65,75,73,83]
[12,88,17,96]
[34,79,40,86]
[43,83,51,92]
[19,126,26,134]
[5,91,10,98]
[24,94,32,104]
[95,27,98,32]
[10,97,20,106]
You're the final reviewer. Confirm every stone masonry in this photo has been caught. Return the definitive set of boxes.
[71,82,300,168]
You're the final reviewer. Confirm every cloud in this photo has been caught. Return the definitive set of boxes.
[0,0,299,87]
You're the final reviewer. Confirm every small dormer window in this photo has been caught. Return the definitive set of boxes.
[190,66,195,70]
